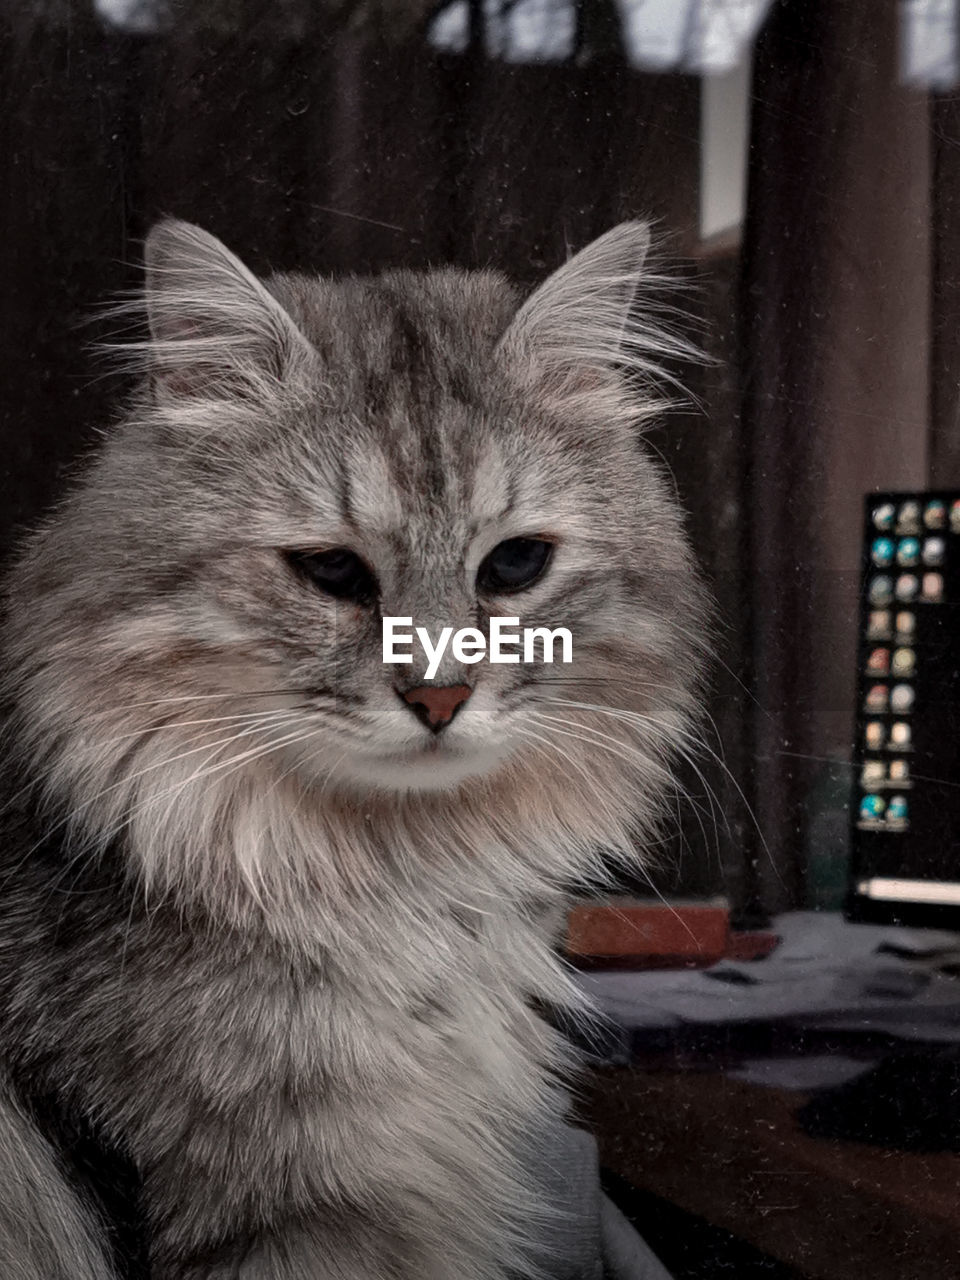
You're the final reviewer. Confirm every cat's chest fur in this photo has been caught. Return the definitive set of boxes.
[0,842,565,1278]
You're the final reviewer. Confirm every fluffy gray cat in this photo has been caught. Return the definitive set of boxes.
[0,220,705,1279]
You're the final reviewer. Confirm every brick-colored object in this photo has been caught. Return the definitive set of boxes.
[566,897,730,968]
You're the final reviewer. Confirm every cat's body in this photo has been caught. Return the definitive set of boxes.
[0,221,705,1279]
[0,809,567,1280]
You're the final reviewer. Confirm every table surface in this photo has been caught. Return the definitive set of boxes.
[585,1067,960,1280]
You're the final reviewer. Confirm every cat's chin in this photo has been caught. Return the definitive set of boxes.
[328,740,514,795]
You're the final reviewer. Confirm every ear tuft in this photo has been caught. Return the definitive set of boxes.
[140,219,312,405]
[499,222,697,424]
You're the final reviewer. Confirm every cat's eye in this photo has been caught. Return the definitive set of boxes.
[285,548,377,604]
[477,537,553,595]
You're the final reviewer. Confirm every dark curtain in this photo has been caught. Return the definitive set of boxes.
[741,0,938,913]
[932,89,960,485]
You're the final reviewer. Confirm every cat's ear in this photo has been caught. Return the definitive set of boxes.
[143,219,313,405]
[499,222,689,424]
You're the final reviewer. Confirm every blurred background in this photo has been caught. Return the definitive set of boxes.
[1,0,957,922]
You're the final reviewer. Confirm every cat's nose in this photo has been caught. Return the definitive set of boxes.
[399,684,472,733]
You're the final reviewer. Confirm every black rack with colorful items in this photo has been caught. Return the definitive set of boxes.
[848,493,960,928]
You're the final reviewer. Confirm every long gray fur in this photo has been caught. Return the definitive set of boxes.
[0,220,706,1279]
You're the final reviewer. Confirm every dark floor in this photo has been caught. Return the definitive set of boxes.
[601,1170,807,1280]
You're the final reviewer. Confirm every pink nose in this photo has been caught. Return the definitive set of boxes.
[400,684,472,732]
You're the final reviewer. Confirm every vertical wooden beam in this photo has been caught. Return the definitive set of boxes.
[930,92,960,487]
[742,0,931,912]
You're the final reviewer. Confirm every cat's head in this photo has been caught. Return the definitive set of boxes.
[3,220,706,912]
